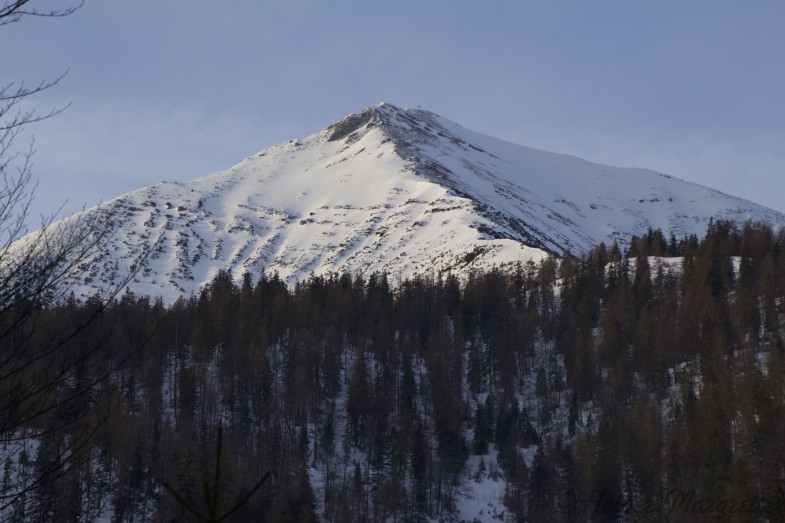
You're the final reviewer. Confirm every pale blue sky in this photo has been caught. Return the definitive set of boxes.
[4,0,785,223]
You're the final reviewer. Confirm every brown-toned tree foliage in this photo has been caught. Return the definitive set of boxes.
[2,220,785,522]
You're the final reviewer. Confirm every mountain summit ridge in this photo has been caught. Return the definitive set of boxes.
[336,103,785,252]
[44,103,785,302]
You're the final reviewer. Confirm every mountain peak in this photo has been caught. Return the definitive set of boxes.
[325,102,418,142]
[27,104,785,302]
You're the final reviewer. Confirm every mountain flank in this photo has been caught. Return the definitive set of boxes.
[40,103,785,302]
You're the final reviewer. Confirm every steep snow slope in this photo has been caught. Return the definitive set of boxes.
[363,104,785,253]
[50,103,785,302]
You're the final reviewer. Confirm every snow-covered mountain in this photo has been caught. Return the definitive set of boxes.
[55,103,785,301]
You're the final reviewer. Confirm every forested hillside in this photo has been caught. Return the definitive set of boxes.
[2,221,785,522]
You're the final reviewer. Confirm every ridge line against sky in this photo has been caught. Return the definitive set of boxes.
[2,0,784,223]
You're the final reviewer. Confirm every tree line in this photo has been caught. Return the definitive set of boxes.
[1,220,785,521]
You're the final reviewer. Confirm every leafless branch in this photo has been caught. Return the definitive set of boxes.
[0,3,153,517]
[0,0,83,26]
